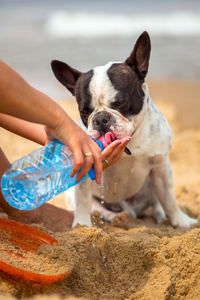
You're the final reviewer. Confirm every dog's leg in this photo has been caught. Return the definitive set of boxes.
[150,158,198,228]
[92,198,118,222]
[144,178,166,223]
[151,195,166,224]
[65,187,75,211]
[92,199,130,229]
[73,180,93,227]
[122,179,166,223]
[120,201,137,218]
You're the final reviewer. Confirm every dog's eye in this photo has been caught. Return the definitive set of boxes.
[114,99,125,107]
[80,109,89,115]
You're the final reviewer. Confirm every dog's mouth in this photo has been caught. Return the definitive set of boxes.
[98,132,131,155]
[98,132,115,148]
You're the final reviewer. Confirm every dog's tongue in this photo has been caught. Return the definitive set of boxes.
[98,132,115,148]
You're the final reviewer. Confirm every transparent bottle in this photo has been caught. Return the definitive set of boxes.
[1,139,103,211]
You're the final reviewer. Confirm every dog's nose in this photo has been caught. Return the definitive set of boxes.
[93,112,111,130]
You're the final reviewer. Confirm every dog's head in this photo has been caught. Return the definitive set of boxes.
[51,31,151,141]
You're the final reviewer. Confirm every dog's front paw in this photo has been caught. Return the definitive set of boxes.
[171,209,198,229]
[72,216,92,228]
[112,211,130,229]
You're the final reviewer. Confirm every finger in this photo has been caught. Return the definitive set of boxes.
[76,155,94,182]
[101,140,122,160]
[102,137,131,161]
[70,148,85,178]
[102,137,131,169]
[103,145,124,169]
[90,144,102,184]
[70,137,102,183]
[71,143,96,180]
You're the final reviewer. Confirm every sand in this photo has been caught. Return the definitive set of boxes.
[0,80,200,300]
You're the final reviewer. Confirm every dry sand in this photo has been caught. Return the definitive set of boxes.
[0,80,200,300]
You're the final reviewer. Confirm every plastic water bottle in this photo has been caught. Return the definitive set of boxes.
[1,139,103,211]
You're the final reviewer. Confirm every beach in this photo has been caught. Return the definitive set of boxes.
[1,1,200,298]
[0,79,200,300]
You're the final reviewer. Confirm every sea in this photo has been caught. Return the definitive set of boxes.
[1,0,200,99]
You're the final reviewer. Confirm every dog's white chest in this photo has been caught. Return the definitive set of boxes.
[92,155,151,203]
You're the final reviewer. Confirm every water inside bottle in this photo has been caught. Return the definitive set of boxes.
[1,140,94,210]
[2,165,89,210]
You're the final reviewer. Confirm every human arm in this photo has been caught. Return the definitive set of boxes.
[0,113,46,145]
[0,60,102,183]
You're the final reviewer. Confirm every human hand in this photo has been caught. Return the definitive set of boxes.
[44,113,102,184]
[101,137,131,170]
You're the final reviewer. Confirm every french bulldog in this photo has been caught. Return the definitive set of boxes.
[51,31,197,229]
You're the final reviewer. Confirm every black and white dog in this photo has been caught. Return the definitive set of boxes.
[51,31,197,229]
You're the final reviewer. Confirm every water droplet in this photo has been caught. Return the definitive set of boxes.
[102,253,107,263]
[96,173,105,222]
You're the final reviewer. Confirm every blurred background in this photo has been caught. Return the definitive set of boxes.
[1,0,200,99]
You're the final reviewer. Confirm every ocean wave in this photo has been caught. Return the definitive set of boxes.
[45,11,200,38]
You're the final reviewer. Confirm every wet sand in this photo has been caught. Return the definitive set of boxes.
[0,80,200,300]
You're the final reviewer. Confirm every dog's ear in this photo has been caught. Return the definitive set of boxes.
[51,60,82,95]
[125,31,151,81]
